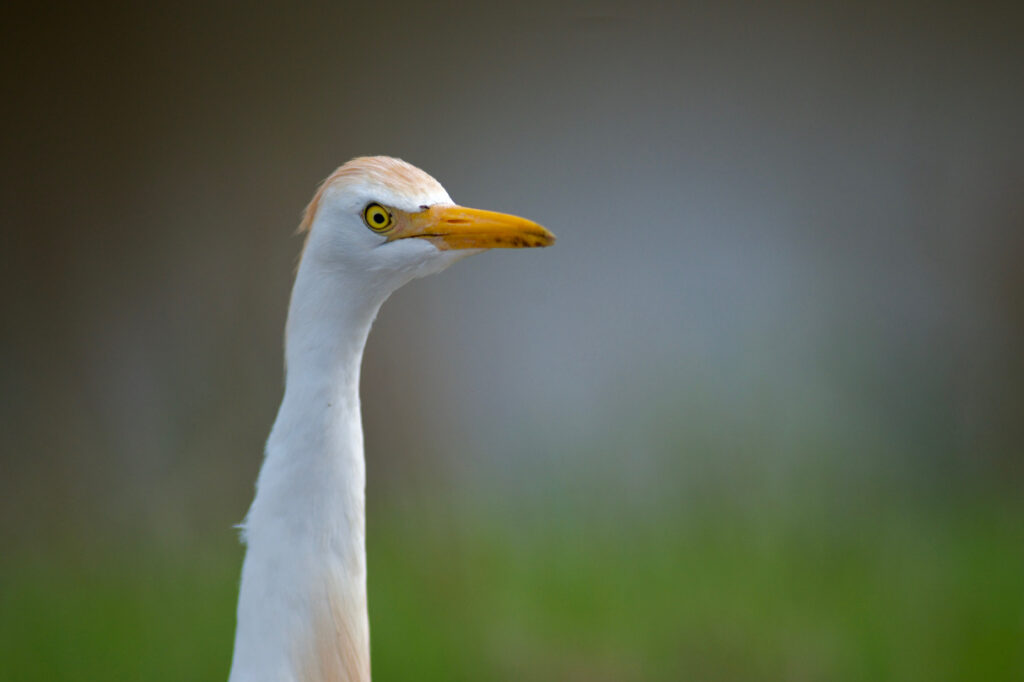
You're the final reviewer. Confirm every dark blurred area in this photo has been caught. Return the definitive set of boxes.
[2,1,1022,679]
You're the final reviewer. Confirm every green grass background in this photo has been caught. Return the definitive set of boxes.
[3,496,1021,681]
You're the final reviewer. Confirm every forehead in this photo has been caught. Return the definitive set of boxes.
[299,156,450,234]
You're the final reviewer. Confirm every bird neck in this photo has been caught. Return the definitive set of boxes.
[230,253,392,682]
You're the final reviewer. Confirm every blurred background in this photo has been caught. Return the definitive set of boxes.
[2,1,1022,680]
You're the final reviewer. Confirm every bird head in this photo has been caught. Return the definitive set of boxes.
[297,156,555,292]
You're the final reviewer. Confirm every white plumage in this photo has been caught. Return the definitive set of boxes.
[228,157,554,682]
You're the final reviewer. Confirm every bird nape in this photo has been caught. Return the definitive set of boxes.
[227,156,554,682]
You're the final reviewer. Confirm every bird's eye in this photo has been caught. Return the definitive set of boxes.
[363,203,393,232]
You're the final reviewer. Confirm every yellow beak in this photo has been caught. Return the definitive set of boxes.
[389,205,555,250]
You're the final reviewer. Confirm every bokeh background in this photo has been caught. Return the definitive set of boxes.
[2,1,1023,680]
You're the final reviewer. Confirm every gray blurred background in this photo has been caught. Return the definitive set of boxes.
[2,1,1023,680]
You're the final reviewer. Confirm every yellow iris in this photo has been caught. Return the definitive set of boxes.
[363,203,393,232]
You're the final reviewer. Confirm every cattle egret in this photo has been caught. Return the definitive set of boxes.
[227,156,554,682]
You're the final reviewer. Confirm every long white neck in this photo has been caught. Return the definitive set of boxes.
[229,244,395,682]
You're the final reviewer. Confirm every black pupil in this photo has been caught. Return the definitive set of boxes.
[373,212,385,224]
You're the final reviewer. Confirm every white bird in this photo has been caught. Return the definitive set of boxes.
[227,156,554,682]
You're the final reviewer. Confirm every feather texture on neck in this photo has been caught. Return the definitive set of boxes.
[229,243,378,682]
